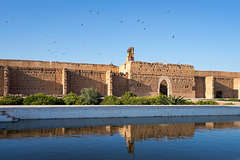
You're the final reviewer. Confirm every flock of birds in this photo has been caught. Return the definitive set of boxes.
[2,8,175,60]
[80,8,174,37]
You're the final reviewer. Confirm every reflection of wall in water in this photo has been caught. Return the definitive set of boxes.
[195,121,240,129]
[118,124,195,153]
[1,122,240,153]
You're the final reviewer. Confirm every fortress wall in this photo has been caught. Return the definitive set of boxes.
[0,59,119,72]
[68,70,106,96]
[128,62,195,97]
[8,67,63,96]
[195,76,235,98]
[195,70,239,98]
[0,66,4,96]
[195,77,205,98]
[131,61,194,76]
[214,77,234,98]
[194,70,240,78]
[112,72,128,97]
[171,77,195,98]
[128,75,158,97]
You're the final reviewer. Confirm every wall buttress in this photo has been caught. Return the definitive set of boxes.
[62,68,68,96]
[4,65,9,96]
[106,70,113,96]
[205,76,214,99]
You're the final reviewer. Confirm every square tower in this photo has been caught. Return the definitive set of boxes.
[126,47,134,62]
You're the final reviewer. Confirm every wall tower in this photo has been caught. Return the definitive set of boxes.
[126,47,134,62]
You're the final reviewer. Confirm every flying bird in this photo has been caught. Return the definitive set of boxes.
[172,35,175,38]
[81,23,84,26]
[97,12,99,15]
[166,10,170,13]
[6,20,10,23]
[120,20,123,23]
[137,19,140,22]
[144,28,146,30]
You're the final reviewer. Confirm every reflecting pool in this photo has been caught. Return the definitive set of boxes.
[1,116,240,160]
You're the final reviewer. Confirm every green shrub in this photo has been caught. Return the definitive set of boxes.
[100,95,121,105]
[81,88,102,105]
[120,92,137,105]
[0,96,23,105]
[155,94,167,105]
[121,97,146,105]
[132,97,152,105]
[216,98,240,102]
[74,97,86,105]
[196,100,218,105]
[183,100,196,105]
[223,102,234,105]
[121,92,137,99]
[227,98,240,102]
[63,92,86,105]
[146,97,157,105]
[216,98,227,101]
[23,93,64,105]
[155,95,185,105]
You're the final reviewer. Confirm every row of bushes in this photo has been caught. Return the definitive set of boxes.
[217,98,240,102]
[0,88,100,105]
[100,93,218,105]
[0,89,221,105]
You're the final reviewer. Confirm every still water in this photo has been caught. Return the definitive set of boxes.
[1,116,240,160]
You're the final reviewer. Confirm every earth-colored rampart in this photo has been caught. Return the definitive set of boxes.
[1,47,240,98]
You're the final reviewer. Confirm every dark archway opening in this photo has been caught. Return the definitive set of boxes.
[216,91,223,98]
[160,80,168,96]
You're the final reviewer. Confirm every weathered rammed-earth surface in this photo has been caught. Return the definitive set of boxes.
[1,47,240,98]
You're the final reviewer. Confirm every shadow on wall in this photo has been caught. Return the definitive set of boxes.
[112,74,129,97]
[9,69,63,96]
[214,82,237,98]
[128,79,154,97]
[195,77,205,98]
[195,77,239,99]
[68,71,106,96]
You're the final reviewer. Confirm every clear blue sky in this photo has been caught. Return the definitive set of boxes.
[0,0,240,71]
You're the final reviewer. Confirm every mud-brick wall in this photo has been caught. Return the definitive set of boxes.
[214,78,234,98]
[128,62,195,97]
[130,62,194,77]
[128,74,158,97]
[68,70,106,96]
[112,72,128,97]
[194,70,240,78]
[0,66,4,96]
[195,77,205,98]
[0,59,119,72]
[9,67,63,96]
[171,77,195,98]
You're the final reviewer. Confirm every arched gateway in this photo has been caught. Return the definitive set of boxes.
[157,76,172,96]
